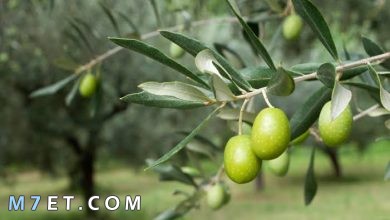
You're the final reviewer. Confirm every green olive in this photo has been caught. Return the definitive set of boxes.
[318,101,352,147]
[283,14,303,41]
[251,108,291,160]
[267,150,290,177]
[170,43,185,59]
[224,135,261,184]
[79,73,97,98]
[290,130,310,145]
[207,183,227,210]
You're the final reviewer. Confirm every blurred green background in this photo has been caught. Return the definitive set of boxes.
[0,0,389,219]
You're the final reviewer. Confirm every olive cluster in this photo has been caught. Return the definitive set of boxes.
[224,102,352,184]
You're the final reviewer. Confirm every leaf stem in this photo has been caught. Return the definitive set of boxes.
[238,99,250,135]
[262,89,274,108]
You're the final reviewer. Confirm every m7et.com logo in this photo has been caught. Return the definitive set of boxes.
[8,195,141,211]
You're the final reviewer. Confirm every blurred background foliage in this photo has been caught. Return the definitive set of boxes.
[0,0,389,219]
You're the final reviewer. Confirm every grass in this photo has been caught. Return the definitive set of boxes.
[0,140,388,220]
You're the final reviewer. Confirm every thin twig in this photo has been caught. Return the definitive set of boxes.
[353,104,380,121]
[237,52,390,100]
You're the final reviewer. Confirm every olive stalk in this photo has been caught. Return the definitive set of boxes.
[261,89,274,108]
[238,98,250,135]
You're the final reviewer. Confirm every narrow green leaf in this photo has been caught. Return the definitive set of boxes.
[241,21,260,56]
[290,86,332,139]
[159,31,206,56]
[99,2,120,35]
[362,37,390,70]
[65,78,81,106]
[225,0,276,70]
[331,82,352,119]
[117,11,140,34]
[343,82,380,102]
[291,62,322,74]
[139,82,213,103]
[292,0,338,60]
[195,49,219,76]
[149,0,162,27]
[145,107,223,170]
[368,64,390,111]
[109,37,209,88]
[160,31,252,91]
[211,75,236,101]
[266,67,295,96]
[68,20,93,53]
[304,147,317,206]
[317,63,335,88]
[146,161,197,186]
[30,74,79,98]
[52,57,79,71]
[120,91,207,109]
[217,108,256,124]
[186,140,215,159]
[214,43,246,69]
[385,161,390,181]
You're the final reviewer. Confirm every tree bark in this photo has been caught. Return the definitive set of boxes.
[80,129,98,217]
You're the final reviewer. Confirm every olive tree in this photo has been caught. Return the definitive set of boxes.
[30,0,390,218]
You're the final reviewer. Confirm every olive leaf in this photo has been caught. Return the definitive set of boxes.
[52,56,79,71]
[225,0,276,70]
[120,91,207,109]
[317,63,335,88]
[290,86,331,139]
[146,160,197,187]
[266,67,295,96]
[211,75,236,101]
[160,31,252,91]
[108,37,209,88]
[362,36,390,70]
[30,74,79,98]
[145,106,223,170]
[195,49,220,76]
[292,0,338,60]
[139,82,213,103]
[343,82,380,103]
[368,64,390,111]
[331,82,352,119]
[217,108,256,124]
[65,78,81,106]
[304,147,317,206]
[214,43,246,69]
[99,2,120,35]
